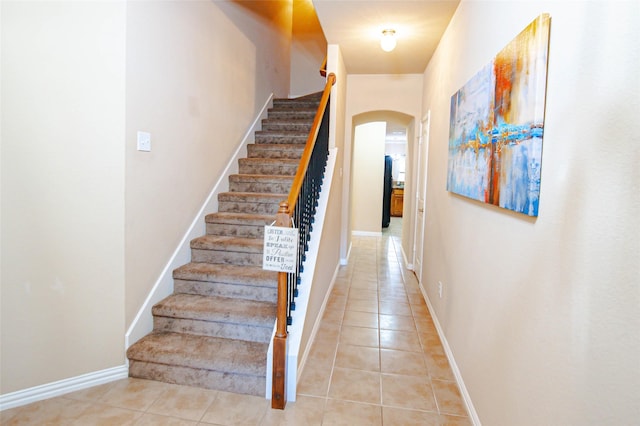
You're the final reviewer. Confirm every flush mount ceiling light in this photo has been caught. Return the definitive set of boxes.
[380,29,396,52]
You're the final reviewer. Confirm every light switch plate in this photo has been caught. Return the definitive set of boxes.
[137,131,151,152]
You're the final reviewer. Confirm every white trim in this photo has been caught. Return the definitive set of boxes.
[401,244,413,270]
[340,241,352,266]
[351,230,382,237]
[125,94,274,349]
[420,284,481,426]
[265,148,338,401]
[0,365,128,411]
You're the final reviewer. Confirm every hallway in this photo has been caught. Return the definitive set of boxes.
[1,218,471,425]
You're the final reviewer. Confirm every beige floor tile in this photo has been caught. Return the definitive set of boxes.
[379,314,416,331]
[314,321,341,343]
[307,336,338,367]
[325,294,347,312]
[410,303,430,318]
[64,381,116,402]
[345,298,379,314]
[1,397,92,425]
[380,349,429,376]
[331,280,350,296]
[350,281,378,292]
[200,391,268,425]
[259,395,325,426]
[135,413,198,425]
[425,352,455,381]
[328,367,381,405]
[342,310,378,329]
[146,383,217,421]
[432,380,468,417]
[297,361,332,397]
[378,290,409,304]
[382,406,441,425]
[321,399,382,426]
[379,301,412,316]
[415,318,438,335]
[347,288,378,302]
[334,343,380,371]
[381,373,437,411]
[71,403,143,425]
[339,325,379,348]
[321,306,344,324]
[439,414,473,425]
[99,378,168,411]
[380,329,422,352]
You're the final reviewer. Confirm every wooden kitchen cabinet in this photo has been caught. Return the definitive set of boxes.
[391,188,404,217]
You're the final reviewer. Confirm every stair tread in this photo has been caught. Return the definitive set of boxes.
[239,157,300,164]
[218,192,287,201]
[127,332,268,375]
[230,174,295,182]
[191,235,263,252]
[255,129,309,136]
[173,263,277,287]
[205,212,274,225]
[153,293,275,326]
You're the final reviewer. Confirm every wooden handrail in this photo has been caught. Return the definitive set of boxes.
[319,56,328,77]
[286,73,336,214]
[271,72,336,410]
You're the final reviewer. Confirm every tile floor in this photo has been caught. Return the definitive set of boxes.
[1,218,471,425]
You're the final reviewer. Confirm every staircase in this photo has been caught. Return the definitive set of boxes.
[126,92,322,396]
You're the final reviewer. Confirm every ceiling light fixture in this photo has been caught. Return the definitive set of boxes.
[380,29,396,52]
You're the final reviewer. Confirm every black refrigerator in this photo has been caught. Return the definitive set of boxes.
[382,155,392,228]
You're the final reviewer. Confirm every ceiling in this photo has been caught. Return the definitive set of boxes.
[313,0,460,74]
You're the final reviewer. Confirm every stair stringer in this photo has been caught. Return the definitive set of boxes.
[265,147,339,401]
[125,93,274,350]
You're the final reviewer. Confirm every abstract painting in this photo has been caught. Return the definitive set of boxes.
[447,14,551,217]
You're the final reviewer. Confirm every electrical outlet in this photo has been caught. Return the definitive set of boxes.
[137,131,151,152]
[438,281,443,298]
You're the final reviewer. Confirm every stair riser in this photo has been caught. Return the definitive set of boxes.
[154,317,272,343]
[218,200,282,215]
[229,181,292,194]
[206,223,265,238]
[238,162,298,176]
[129,361,265,397]
[272,101,319,110]
[267,110,316,120]
[261,121,313,132]
[174,279,277,303]
[247,145,304,159]
[191,249,263,266]
[255,134,308,145]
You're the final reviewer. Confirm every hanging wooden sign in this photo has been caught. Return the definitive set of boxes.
[263,225,299,273]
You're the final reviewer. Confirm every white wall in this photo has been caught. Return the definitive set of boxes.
[125,0,292,326]
[351,122,386,234]
[1,1,126,393]
[290,0,327,97]
[421,1,640,424]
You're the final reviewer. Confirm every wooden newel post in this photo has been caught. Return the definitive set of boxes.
[272,201,290,409]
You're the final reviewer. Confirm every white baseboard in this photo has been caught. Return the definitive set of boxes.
[125,94,274,349]
[0,365,128,411]
[340,241,352,266]
[351,230,382,237]
[401,245,413,270]
[419,285,481,426]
